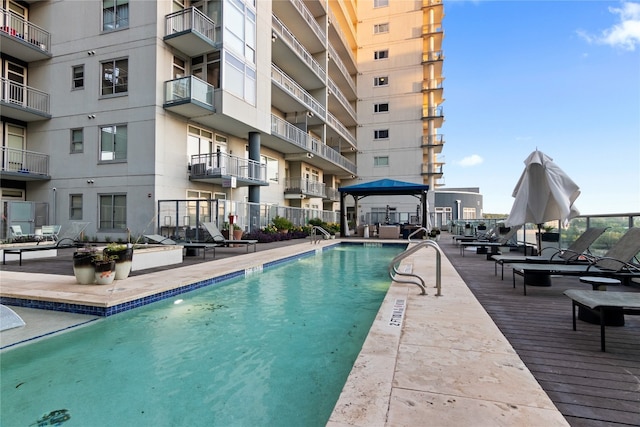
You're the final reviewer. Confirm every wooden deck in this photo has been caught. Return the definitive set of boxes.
[440,236,640,427]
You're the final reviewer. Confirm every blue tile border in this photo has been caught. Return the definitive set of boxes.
[1,242,406,317]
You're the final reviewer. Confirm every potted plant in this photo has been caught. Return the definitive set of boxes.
[540,225,560,241]
[429,227,441,241]
[232,224,244,240]
[477,222,487,231]
[221,222,231,240]
[73,247,97,285]
[272,216,293,234]
[104,242,134,280]
[92,253,116,285]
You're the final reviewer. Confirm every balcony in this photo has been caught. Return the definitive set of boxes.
[0,146,50,181]
[421,134,445,153]
[271,64,326,118]
[190,152,267,186]
[273,0,326,53]
[422,50,444,77]
[164,7,216,57]
[422,78,444,105]
[327,78,357,126]
[163,76,214,118]
[324,186,340,202]
[284,178,325,199]
[269,115,357,176]
[0,77,51,121]
[0,8,52,62]
[421,162,444,177]
[422,106,444,128]
[271,15,325,89]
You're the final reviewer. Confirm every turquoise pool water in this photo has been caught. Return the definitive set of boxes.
[0,244,403,427]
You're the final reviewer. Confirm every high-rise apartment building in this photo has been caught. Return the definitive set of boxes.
[0,0,444,239]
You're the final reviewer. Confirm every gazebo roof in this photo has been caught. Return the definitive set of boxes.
[338,179,429,196]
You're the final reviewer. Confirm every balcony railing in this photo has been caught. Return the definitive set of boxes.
[326,111,357,147]
[1,8,51,53]
[164,75,214,108]
[423,50,444,62]
[327,77,357,121]
[422,23,443,35]
[1,76,50,115]
[271,64,326,118]
[324,187,340,201]
[190,152,266,183]
[421,163,444,175]
[272,15,326,82]
[422,134,445,147]
[284,178,326,198]
[271,115,357,175]
[289,0,326,44]
[1,146,49,176]
[422,106,444,118]
[165,7,215,41]
[328,43,356,94]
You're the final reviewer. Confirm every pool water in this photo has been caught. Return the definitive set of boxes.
[1,244,403,426]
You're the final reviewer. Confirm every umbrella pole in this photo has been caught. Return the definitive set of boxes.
[537,224,542,256]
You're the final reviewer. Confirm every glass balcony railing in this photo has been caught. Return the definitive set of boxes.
[272,15,326,83]
[164,76,214,109]
[284,178,326,198]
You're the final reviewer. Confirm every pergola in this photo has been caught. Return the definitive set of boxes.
[338,179,430,237]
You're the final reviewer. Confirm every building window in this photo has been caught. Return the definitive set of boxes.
[103,0,129,32]
[99,194,127,230]
[374,23,389,34]
[374,156,389,167]
[173,56,185,79]
[374,50,388,60]
[374,76,388,86]
[374,129,389,140]
[71,128,83,153]
[69,194,83,220]
[374,0,389,7]
[72,65,84,90]
[374,103,389,113]
[100,125,127,161]
[224,51,256,105]
[463,207,477,220]
[101,58,128,96]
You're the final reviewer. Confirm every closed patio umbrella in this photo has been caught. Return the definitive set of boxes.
[505,150,580,253]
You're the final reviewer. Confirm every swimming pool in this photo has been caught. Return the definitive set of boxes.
[1,244,404,426]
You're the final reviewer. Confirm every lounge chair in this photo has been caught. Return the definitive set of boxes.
[3,222,89,265]
[510,227,640,295]
[492,227,608,279]
[563,289,640,351]
[9,225,31,240]
[201,222,258,253]
[458,226,526,257]
[41,225,62,242]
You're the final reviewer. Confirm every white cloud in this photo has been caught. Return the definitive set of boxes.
[457,154,483,167]
[579,1,640,51]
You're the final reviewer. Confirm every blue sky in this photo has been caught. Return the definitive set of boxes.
[441,0,640,215]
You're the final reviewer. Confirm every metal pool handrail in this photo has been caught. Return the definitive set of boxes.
[388,240,442,296]
[310,226,331,244]
[407,227,429,242]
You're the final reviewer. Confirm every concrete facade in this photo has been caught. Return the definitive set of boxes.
[1,0,446,239]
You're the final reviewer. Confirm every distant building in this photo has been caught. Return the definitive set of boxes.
[430,188,484,229]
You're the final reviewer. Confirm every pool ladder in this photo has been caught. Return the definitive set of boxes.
[310,226,331,244]
[388,238,442,296]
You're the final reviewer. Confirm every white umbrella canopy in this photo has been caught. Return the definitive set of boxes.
[505,150,581,229]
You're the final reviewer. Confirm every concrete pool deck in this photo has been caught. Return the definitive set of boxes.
[0,239,568,426]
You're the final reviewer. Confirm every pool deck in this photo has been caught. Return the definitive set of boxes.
[2,236,638,425]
